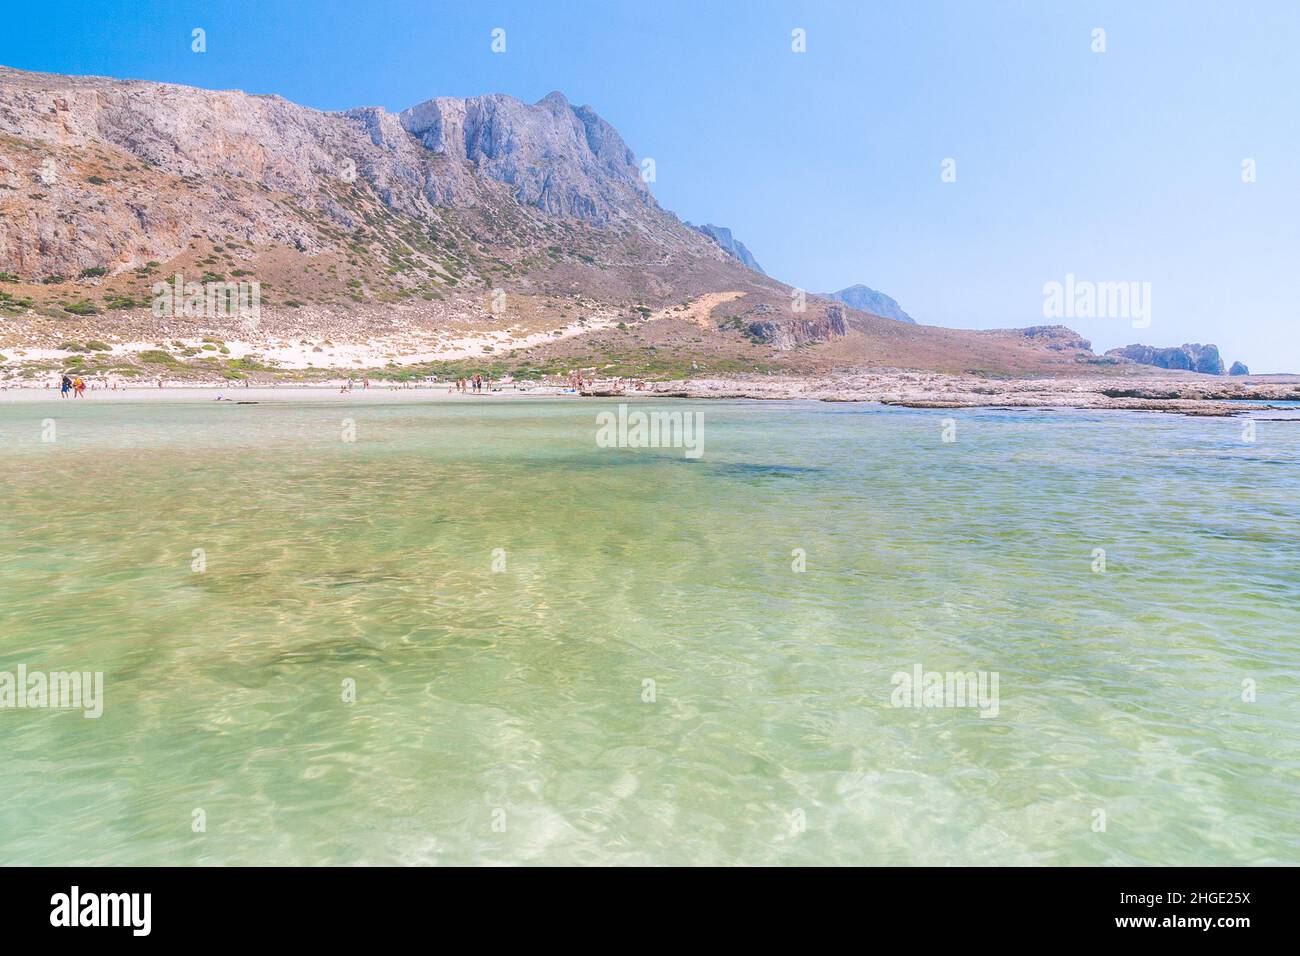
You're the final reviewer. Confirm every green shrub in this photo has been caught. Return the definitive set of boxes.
[138,350,179,366]
[0,290,33,312]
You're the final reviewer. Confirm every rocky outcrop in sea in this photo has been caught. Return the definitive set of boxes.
[1105,343,1226,375]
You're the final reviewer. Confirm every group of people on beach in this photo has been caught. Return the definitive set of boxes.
[453,374,492,394]
[339,377,371,393]
[59,374,86,397]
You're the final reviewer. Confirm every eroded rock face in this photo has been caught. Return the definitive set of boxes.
[398,90,650,225]
[746,303,848,350]
[1105,343,1225,375]
[1229,361,1250,376]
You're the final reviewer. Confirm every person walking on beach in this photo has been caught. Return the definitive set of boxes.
[74,377,86,397]
[60,374,72,397]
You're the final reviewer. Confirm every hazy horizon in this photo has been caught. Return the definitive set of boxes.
[3,0,1296,371]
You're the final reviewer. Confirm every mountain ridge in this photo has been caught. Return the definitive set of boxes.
[0,65,1117,383]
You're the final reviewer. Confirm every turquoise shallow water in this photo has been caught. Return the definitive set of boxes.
[0,397,1297,865]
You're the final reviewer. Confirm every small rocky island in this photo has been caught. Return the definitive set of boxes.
[1104,342,1249,376]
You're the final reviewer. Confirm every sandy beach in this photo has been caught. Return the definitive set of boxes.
[0,383,580,403]
[3,371,1299,416]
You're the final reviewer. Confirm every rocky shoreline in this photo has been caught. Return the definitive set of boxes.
[641,372,1300,416]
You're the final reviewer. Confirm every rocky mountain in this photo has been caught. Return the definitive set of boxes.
[1229,361,1250,376]
[821,285,915,324]
[1104,343,1228,375]
[687,223,764,274]
[0,65,1121,384]
[396,91,653,225]
[0,66,718,281]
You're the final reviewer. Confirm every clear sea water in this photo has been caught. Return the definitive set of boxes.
[0,396,1296,865]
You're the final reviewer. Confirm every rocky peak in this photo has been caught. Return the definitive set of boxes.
[0,66,716,282]
[398,92,650,224]
[821,284,915,324]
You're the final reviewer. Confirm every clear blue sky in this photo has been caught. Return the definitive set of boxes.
[4,0,1298,370]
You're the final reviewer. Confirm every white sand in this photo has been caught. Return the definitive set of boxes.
[0,384,583,403]
[1,313,621,373]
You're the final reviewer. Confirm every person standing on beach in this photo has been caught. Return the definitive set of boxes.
[60,374,72,397]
